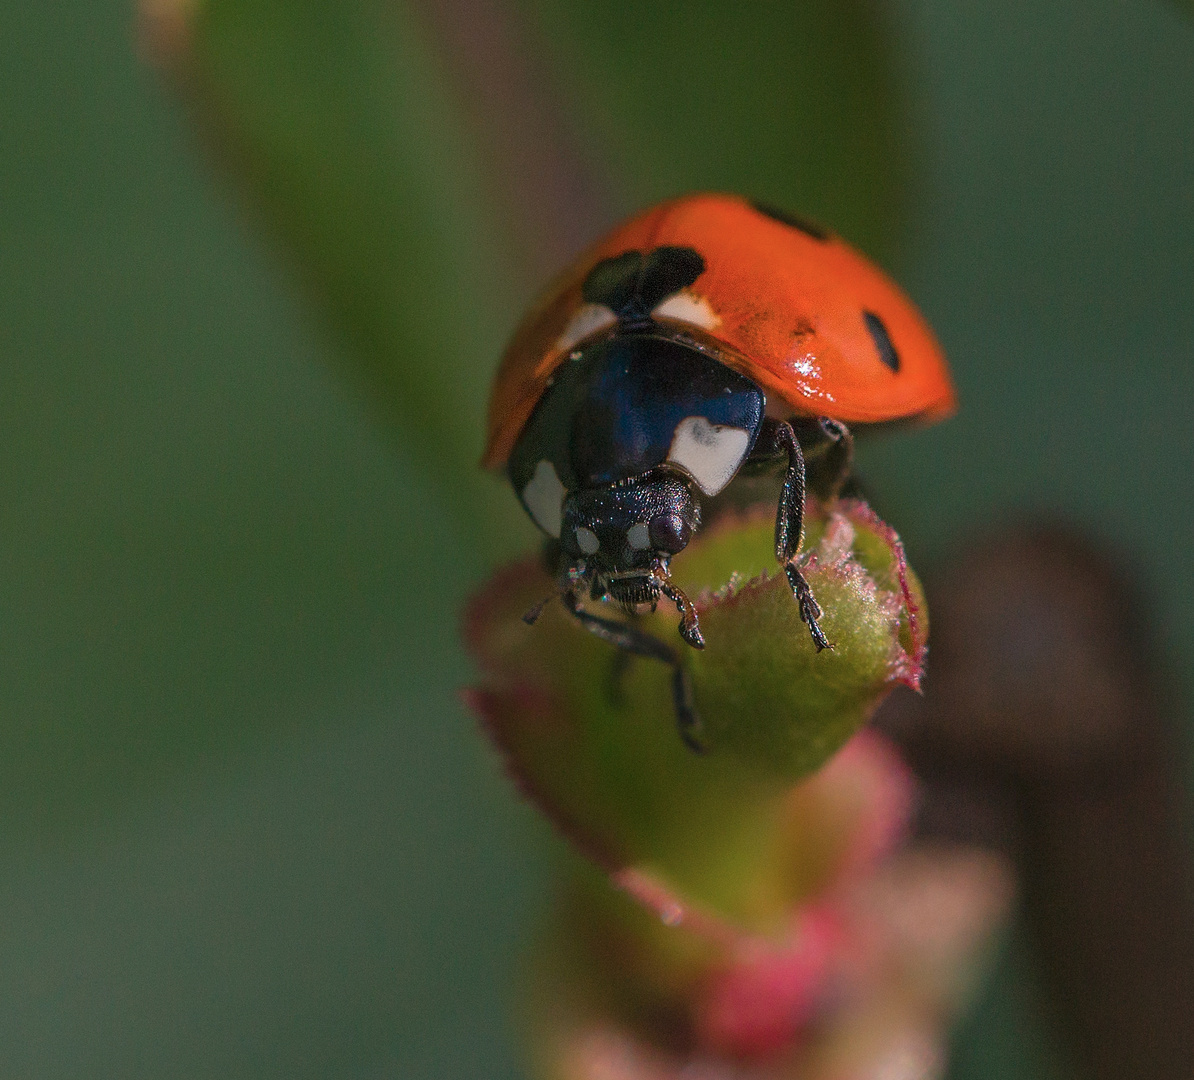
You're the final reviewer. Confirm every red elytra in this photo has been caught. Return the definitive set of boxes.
[483,193,955,471]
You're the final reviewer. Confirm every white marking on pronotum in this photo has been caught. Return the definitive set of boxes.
[521,459,565,537]
[626,523,651,550]
[574,527,600,555]
[553,303,618,355]
[667,416,751,496]
[651,290,720,330]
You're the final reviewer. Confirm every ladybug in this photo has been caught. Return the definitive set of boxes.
[484,194,954,750]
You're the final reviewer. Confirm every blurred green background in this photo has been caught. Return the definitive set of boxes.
[0,0,1190,1076]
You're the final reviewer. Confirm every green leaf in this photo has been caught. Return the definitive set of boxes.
[171,0,531,537]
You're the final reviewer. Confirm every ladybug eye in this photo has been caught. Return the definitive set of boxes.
[649,513,692,554]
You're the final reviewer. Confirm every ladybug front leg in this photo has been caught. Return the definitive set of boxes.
[764,419,832,652]
[560,589,705,753]
[651,565,706,649]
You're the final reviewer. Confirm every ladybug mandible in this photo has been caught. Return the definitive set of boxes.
[484,194,954,750]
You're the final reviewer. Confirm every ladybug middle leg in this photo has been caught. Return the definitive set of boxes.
[604,646,634,708]
[561,588,704,753]
[757,417,834,652]
[788,416,855,502]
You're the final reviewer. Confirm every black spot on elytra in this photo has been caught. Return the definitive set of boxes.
[640,247,705,310]
[582,246,705,325]
[863,311,900,373]
[581,251,642,314]
[750,201,830,241]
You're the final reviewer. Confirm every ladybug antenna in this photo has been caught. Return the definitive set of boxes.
[522,592,555,626]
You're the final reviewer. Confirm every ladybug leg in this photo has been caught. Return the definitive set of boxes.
[561,588,705,753]
[812,417,854,501]
[652,565,706,649]
[788,416,855,502]
[765,418,832,652]
[605,646,634,707]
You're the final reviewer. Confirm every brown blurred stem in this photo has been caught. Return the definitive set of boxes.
[877,525,1194,1080]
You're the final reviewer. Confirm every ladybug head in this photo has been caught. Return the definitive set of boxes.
[559,473,700,593]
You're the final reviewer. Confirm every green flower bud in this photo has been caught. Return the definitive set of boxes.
[464,499,926,930]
